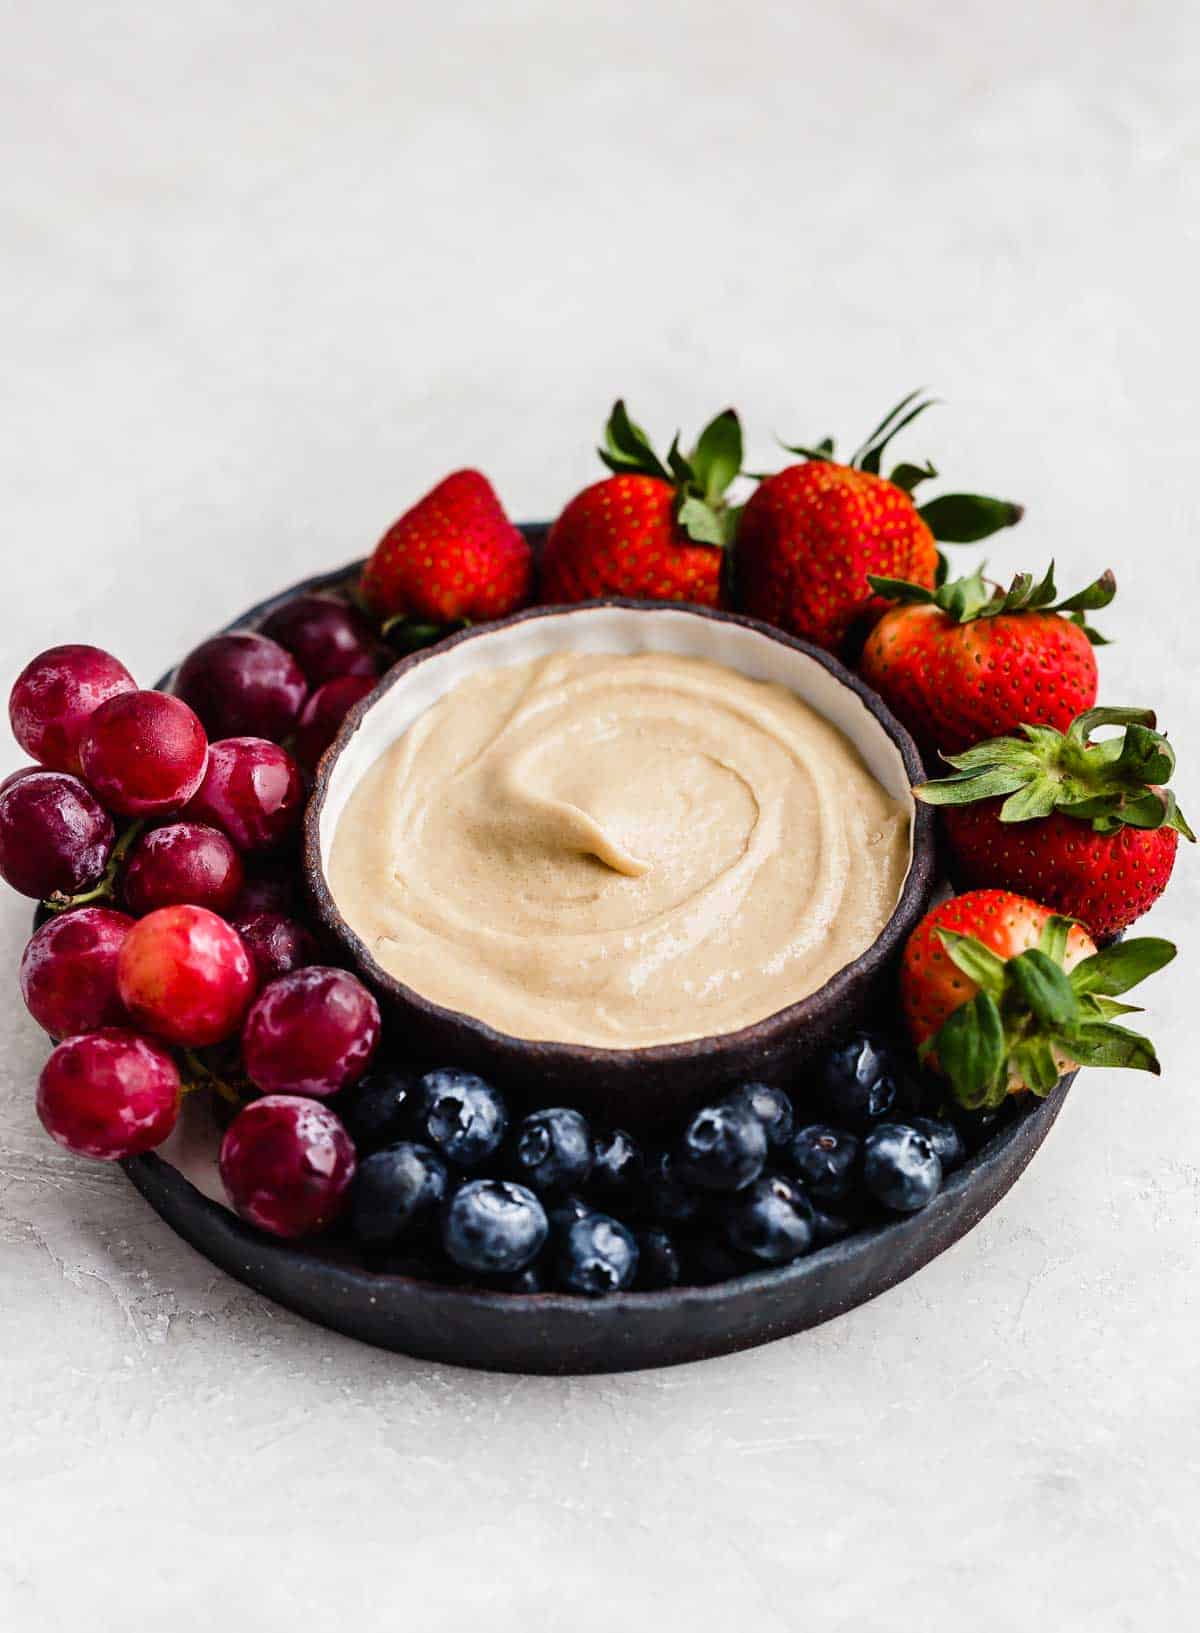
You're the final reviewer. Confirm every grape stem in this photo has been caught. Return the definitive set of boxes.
[42,819,145,914]
[179,1047,245,1107]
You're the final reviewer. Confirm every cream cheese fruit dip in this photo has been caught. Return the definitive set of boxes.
[327,651,911,1048]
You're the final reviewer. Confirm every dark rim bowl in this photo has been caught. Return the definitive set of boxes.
[303,600,936,1129]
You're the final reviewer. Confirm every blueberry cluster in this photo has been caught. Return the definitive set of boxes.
[334,1033,982,1297]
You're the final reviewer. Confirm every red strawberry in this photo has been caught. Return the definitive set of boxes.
[860,562,1114,757]
[915,707,1193,937]
[360,470,532,631]
[736,391,1023,655]
[900,888,1174,1107]
[540,402,741,607]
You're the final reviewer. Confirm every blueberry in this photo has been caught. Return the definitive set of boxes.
[590,1127,645,1205]
[862,1123,942,1213]
[643,1150,701,1224]
[513,1106,592,1193]
[679,1231,750,1287]
[676,1099,767,1192]
[725,1173,815,1265]
[909,1115,965,1172]
[555,1213,639,1295]
[418,1068,508,1169]
[442,1179,548,1274]
[811,1206,855,1247]
[350,1141,448,1246]
[788,1123,860,1203]
[730,1082,795,1150]
[633,1226,681,1290]
[816,1033,900,1130]
[547,1192,594,1233]
[335,1063,419,1154]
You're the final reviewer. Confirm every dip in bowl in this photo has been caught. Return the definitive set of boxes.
[305,602,934,1127]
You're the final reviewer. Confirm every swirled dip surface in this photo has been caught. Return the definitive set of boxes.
[327,652,910,1047]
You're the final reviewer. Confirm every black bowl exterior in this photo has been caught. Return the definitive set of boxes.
[303,597,937,1131]
[122,1077,1071,1375]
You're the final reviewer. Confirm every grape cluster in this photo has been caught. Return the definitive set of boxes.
[5,596,385,1171]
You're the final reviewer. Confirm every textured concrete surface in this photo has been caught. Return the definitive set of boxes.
[3,2,1199,1627]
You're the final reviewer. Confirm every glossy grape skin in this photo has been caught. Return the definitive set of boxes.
[117,904,256,1046]
[175,631,307,742]
[79,691,209,817]
[122,821,244,917]
[185,737,304,853]
[259,595,382,687]
[293,676,376,773]
[20,907,134,1038]
[232,911,320,984]
[0,766,39,798]
[9,644,135,775]
[37,1027,180,1159]
[0,770,114,899]
[229,862,295,919]
[241,966,381,1098]
[219,1094,356,1237]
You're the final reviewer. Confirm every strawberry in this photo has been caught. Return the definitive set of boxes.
[915,707,1193,937]
[859,561,1114,758]
[900,888,1175,1108]
[736,391,1023,655]
[360,470,532,635]
[540,402,741,606]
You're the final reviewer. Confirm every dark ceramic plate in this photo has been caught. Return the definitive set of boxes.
[112,542,1071,1375]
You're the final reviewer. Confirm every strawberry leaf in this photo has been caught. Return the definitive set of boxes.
[675,495,728,548]
[933,991,1007,1108]
[690,409,742,501]
[1056,1021,1161,1075]
[915,703,1190,836]
[599,401,671,481]
[853,391,937,473]
[1068,938,1177,997]
[935,929,1007,998]
[1011,1036,1061,1097]
[1037,914,1077,965]
[1007,949,1080,1029]
[890,460,938,493]
[917,493,1025,543]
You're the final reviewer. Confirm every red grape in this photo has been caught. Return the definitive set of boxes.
[175,631,307,742]
[20,906,133,1038]
[38,1027,180,1160]
[230,861,296,918]
[293,675,375,773]
[123,821,244,916]
[79,691,209,817]
[0,770,114,899]
[219,1094,356,1237]
[232,912,320,984]
[185,737,304,853]
[259,595,382,687]
[241,966,380,1098]
[117,904,256,1046]
[0,766,40,797]
[9,644,136,775]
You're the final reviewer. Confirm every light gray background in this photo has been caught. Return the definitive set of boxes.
[3,2,1198,1627]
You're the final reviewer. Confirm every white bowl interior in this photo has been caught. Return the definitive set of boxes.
[318,605,916,875]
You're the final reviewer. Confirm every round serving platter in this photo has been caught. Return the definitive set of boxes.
[108,538,1071,1375]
